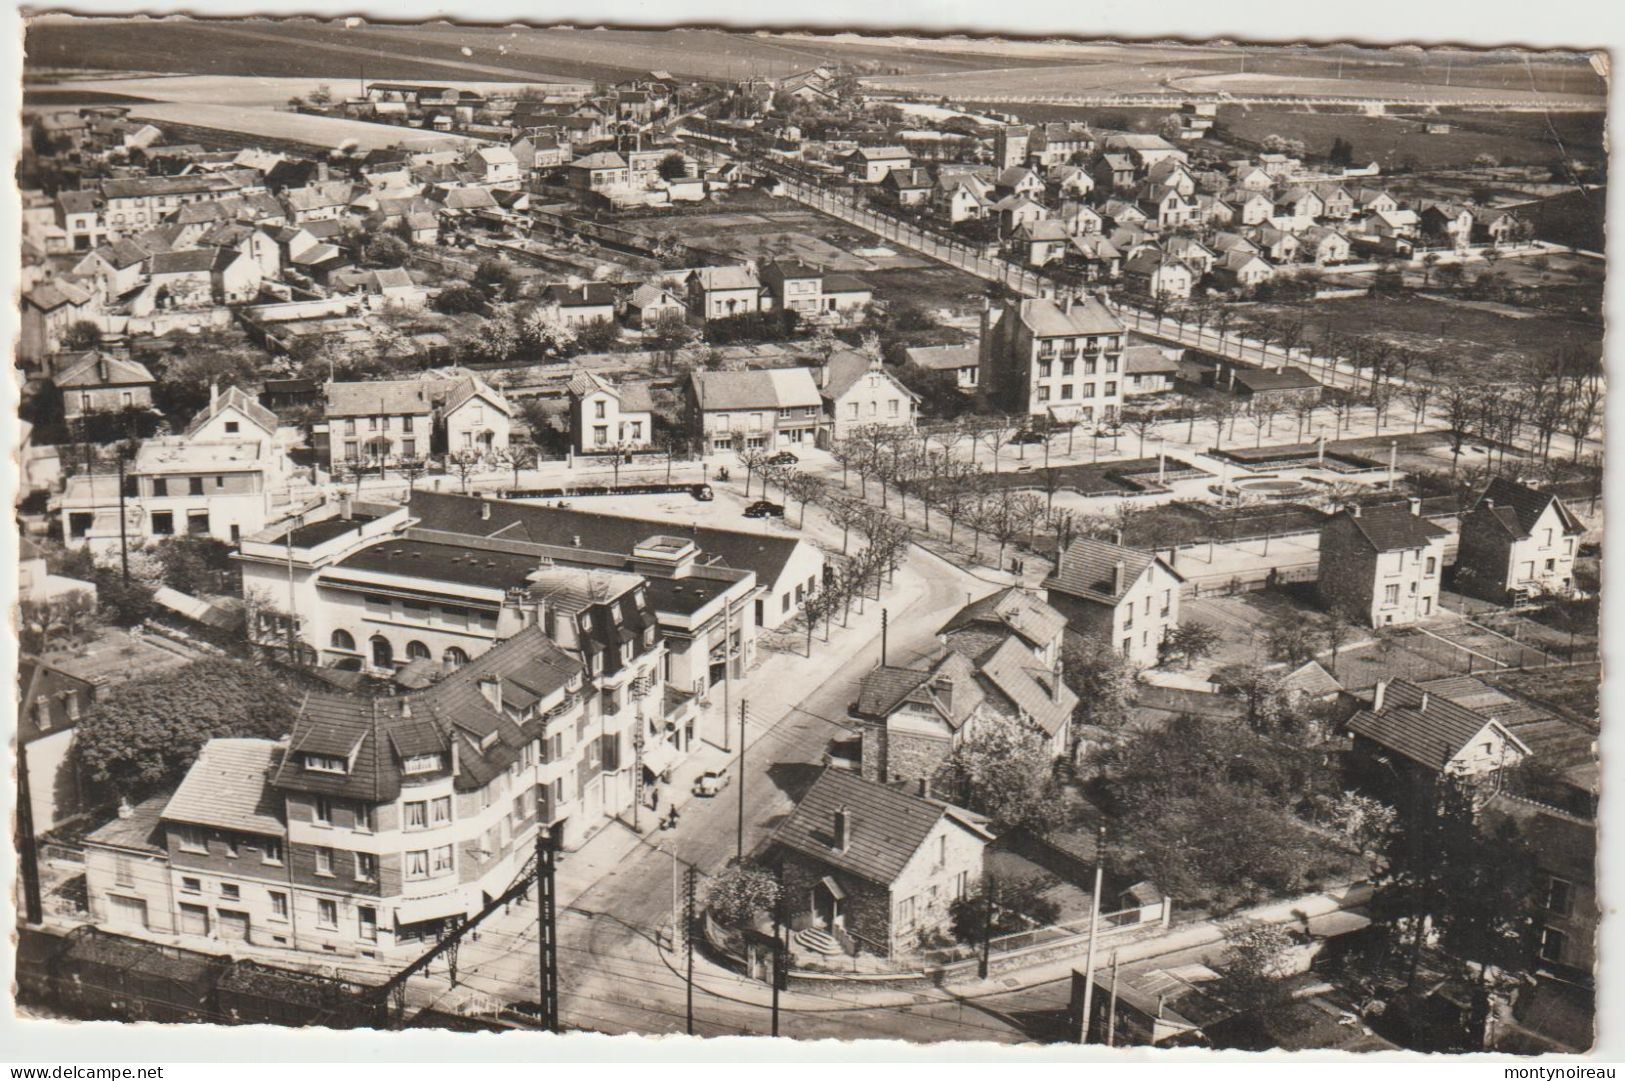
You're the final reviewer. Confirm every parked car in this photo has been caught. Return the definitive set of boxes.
[744,500,785,519]
[1009,429,1046,445]
[692,768,731,797]
[767,451,799,466]
[691,483,715,501]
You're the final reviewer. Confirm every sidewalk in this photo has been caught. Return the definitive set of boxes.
[671,881,1374,1014]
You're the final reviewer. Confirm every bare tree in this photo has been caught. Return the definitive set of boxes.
[446,450,482,494]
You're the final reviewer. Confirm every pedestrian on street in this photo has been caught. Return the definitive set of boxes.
[650,787,661,814]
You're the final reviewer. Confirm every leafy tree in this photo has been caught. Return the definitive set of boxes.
[657,152,689,181]
[1061,632,1138,732]
[942,720,1075,835]
[60,320,103,352]
[1261,609,1325,667]
[705,861,781,929]
[575,317,621,352]
[94,572,158,628]
[151,337,267,422]
[75,658,299,798]
[434,281,486,315]
[362,234,411,268]
[152,536,238,596]
[646,310,699,373]
[472,257,520,301]
[1160,621,1220,669]
[1216,920,1297,1015]
[948,871,1062,943]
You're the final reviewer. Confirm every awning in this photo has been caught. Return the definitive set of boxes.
[393,889,468,929]
[819,875,846,901]
[641,739,679,778]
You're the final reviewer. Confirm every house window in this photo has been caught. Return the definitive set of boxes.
[225,420,240,434]
[305,755,346,775]
[220,883,241,901]
[1545,877,1573,916]
[1383,584,1400,606]
[432,845,454,876]
[405,850,429,880]
[223,836,239,859]
[262,839,283,865]
[1519,561,1535,581]
[314,847,335,876]
[151,511,174,535]
[189,476,204,496]
[153,478,169,497]
[175,826,207,854]
[356,853,377,883]
[405,801,428,830]
[1425,557,1437,576]
[269,891,289,921]
[358,906,379,942]
[317,899,338,930]
[431,796,452,825]
[181,876,202,894]
[897,896,916,930]
[403,754,442,775]
[1539,927,1567,964]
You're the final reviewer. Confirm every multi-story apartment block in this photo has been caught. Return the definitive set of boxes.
[1046,538,1183,668]
[1455,478,1585,603]
[1318,501,1449,628]
[979,295,1127,424]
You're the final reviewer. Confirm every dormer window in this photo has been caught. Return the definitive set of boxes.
[403,753,443,775]
[304,754,347,774]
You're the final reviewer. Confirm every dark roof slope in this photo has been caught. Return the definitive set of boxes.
[1048,538,1179,606]
[1332,503,1449,553]
[1346,680,1527,771]
[1471,477,1580,538]
[770,769,986,887]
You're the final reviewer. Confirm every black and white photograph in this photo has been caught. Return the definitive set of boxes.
[5,5,1610,1063]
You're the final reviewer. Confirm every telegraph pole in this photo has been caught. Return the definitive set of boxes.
[720,599,733,751]
[1106,950,1121,1047]
[684,866,699,1035]
[537,828,559,1033]
[1077,824,1108,1044]
[736,699,747,861]
[978,875,996,979]
[16,737,43,925]
[880,607,888,666]
[115,444,130,583]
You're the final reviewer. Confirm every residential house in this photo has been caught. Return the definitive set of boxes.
[1014,220,1073,267]
[979,294,1126,424]
[1256,152,1300,179]
[1347,679,1531,784]
[1455,478,1585,602]
[1099,198,1149,230]
[842,146,911,184]
[1123,253,1195,301]
[82,797,178,938]
[818,349,918,443]
[565,152,631,195]
[17,656,100,837]
[1140,185,1200,230]
[1164,236,1216,276]
[56,190,107,251]
[760,260,825,316]
[937,587,1076,760]
[1269,187,1324,232]
[322,372,511,469]
[1123,344,1181,396]
[995,166,1046,200]
[1233,164,1274,191]
[1221,364,1322,407]
[688,367,826,451]
[933,174,993,224]
[540,282,618,328]
[1213,248,1274,292]
[1474,207,1523,246]
[686,265,766,321]
[766,769,992,959]
[19,279,96,367]
[1057,200,1103,236]
[1047,164,1094,200]
[993,194,1049,238]
[1030,122,1094,166]
[567,369,655,454]
[821,274,874,316]
[1046,538,1183,668]
[904,343,980,392]
[880,167,934,207]
[627,282,688,329]
[851,650,989,789]
[1194,194,1237,227]
[1093,153,1138,192]
[1251,225,1301,264]
[1318,500,1449,627]
[1353,188,1400,219]
[1067,234,1123,281]
[1419,201,1476,248]
[1229,190,1275,227]
[1309,183,1355,220]
[280,181,355,225]
[1297,225,1352,266]
[1103,133,1187,172]
[57,352,155,422]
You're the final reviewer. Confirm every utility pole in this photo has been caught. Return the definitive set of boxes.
[978,875,996,978]
[16,738,43,925]
[880,607,888,666]
[115,443,130,583]
[1077,824,1108,1044]
[538,828,559,1033]
[685,866,698,1036]
[737,699,747,862]
[770,886,784,1037]
[1106,950,1121,1047]
[720,599,733,751]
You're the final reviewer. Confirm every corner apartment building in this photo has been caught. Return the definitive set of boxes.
[688,367,827,452]
[979,295,1127,425]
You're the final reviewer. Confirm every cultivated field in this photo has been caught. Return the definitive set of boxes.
[1214,106,1603,168]
[27,74,572,111]
[616,202,936,274]
[124,101,479,152]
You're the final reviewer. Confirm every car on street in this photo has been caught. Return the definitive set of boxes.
[744,500,785,518]
[692,768,731,797]
[1009,429,1046,445]
[766,451,799,466]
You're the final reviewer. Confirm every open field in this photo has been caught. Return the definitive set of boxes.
[616,202,936,274]
[27,74,572,111]
[123,101,479,152]
[867,62,1223,98]
[1214,106,1603,169]
[1246,291,1602,383]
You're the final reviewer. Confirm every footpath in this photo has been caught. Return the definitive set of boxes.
[668,881,1374,1015]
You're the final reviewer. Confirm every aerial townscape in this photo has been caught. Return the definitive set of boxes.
[11,16,1606,1056]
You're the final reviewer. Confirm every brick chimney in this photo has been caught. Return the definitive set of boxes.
[833,807,851,853]
[338,491,352,521]
[1350,503,1362,518]
[931,675,954,714]
[1372,679,1388,712]
[96,354,109,384]
[1409,497,1422,517]
[1419,691,1430,712]
[1113,559,1125,595]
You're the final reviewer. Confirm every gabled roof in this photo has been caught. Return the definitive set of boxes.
[1470,477,1581,538]
[1014,295,1122,338]
[162,738,286,836]
[904,343,978,371]
[689,367,821,411]
[149,248,223,275]
[1124,344,1180,374]
[184,385,279,438]
[848,145,909,161]
[688,264,761,292]
[324,378,434,417]
[570,151,628,169]
[1048,537,1180,606]
[819,350,916,404]
[939,587,1066,653]
[24,279,92,312]
[977,636,1076,736]
[440,374,512,417]
[441,187,498,210]
[770,769,992,888]
[56,352,154,388]
[1346,680,1532,771]
[854,651,985,730]
[1283,659,1343,698]
[543,281,615,307]
[1229,365,1319,392]
[1329,503,1448,553]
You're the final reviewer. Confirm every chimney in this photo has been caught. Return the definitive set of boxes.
[572,534,583,548]
[917,777,931,799]
[1113,560,1125,595]
[1409,497,1422,517]
[1062,293,1075,314]
[1051,656,1063,702]
[96,354,108,384]
[338,491,352,520]
[1372,679,1388,713]
[479,674,502,712]
[1350,503,1362,518]
[833,807,851,853]
[1419,692,1430,712]
[449,738,460,779]
[480,499,492,521]
[210,381,219,408]
[400,700,411,718]
[116,797,134,820]
[931,675,954,714]
[1483,497,1495,510]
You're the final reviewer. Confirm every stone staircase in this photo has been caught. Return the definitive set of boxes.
[794,927,842,956]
